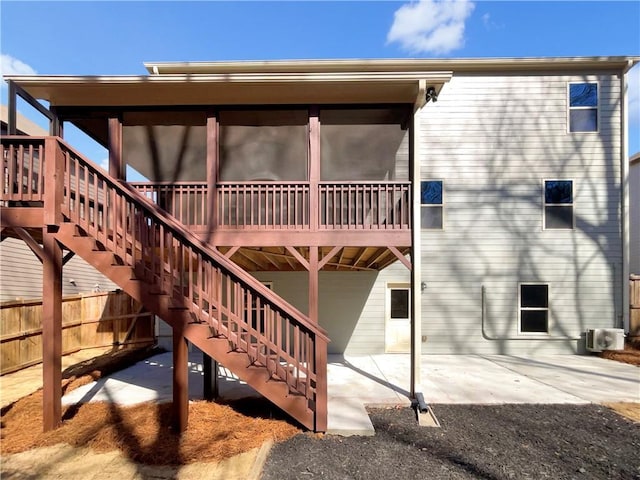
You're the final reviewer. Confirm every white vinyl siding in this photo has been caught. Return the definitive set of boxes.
[252,263,409,355]
[418,72,622,354]
[0,237,118,302]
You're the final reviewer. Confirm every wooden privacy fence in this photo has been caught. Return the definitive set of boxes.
[631,274,640,338]
[0,290,155,375]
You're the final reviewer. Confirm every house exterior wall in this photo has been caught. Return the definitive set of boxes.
[630,155,640,275]
[416,72,623,354]
[0,237,119,302]
[251,271,381,355]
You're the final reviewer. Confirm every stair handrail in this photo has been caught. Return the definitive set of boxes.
[54,136,329,342]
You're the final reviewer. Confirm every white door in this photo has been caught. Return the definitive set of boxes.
[385,284,411,353]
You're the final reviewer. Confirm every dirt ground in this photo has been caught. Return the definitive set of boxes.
[262,404,640,480]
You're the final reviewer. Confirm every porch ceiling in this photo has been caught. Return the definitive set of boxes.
[219,246,411,272]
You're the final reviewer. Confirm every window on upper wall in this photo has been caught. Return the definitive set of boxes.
[544,180,574,229]
[519,284,549,334]
[568,82,598,132]
[421,180,443,229]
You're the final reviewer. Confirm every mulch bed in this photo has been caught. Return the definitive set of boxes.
[0,347,300,465]
[262,404,640,480]
[599,338,640,366]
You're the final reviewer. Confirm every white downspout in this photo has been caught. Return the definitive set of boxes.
[410,80,426,398]
[621,61,633,333]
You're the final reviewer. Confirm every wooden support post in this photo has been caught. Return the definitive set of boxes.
[203,352,219,401]
[309,107,320,230]
[206,113,219,241]
[42,136,65,432]
[309,246,319,323]
[42,229,63,432]
[308,244,327,431]
[108,117,123,179]
[8,81,17,135]
[172,324,189,433]
[315,335,328,432]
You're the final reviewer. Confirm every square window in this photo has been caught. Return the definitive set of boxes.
[521,310,549,333]
[520,284,549,334]
[421,180,443,229]
[521,284,548,308]
[568,83,598,132]
[569,83,597,107]
[544,180,574,229]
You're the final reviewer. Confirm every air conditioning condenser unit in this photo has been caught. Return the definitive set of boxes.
[585,328,625,353]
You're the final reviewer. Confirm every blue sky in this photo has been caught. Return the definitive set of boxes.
[1,0,639,159]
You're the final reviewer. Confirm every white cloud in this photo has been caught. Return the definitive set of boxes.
[0,54,37,78]
[387,0,475,55]
[100,158,110,171]
[627,64,639,125]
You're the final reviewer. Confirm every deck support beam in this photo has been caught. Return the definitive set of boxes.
[172,323,189,433]
[42,228,62,432]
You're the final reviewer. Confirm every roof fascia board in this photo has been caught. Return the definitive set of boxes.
[4,71,453,86]
[143,56,640,75]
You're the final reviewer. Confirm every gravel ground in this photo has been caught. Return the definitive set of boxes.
[262,405,640,480]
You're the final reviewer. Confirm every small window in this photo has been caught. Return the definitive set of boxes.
[520,284,549,334]
[421,180,443,229]
[544,180,574,229]
[390,289,410,319]
[568,83,598,132]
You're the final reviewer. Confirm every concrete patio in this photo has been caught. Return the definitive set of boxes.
[58,350,640,436]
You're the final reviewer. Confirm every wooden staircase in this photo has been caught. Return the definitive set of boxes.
[1,136,328,431]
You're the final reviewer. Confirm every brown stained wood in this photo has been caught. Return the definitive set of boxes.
[42,228,62,432]
[318,246,342,270]
[285,246,309,270]
[309,247,319,325]
[43,138,64,226]
[172,323,189,433]
[108,117,123,179]
[13,227,45,262]
[61,251,76,266]
[204,229,411,248]
[222,245,240,258]
[0,208,45,228]
[388,245,412,271]
[6,136,330,432]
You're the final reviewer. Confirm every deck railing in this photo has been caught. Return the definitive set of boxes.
[2,137,45,204]
[131,182,209,228]
[217,182,310,229]
[3,137,410,232]
[134,181,411,230]
[319,182,411,229]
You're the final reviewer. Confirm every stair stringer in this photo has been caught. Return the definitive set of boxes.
[54,220,315,430]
